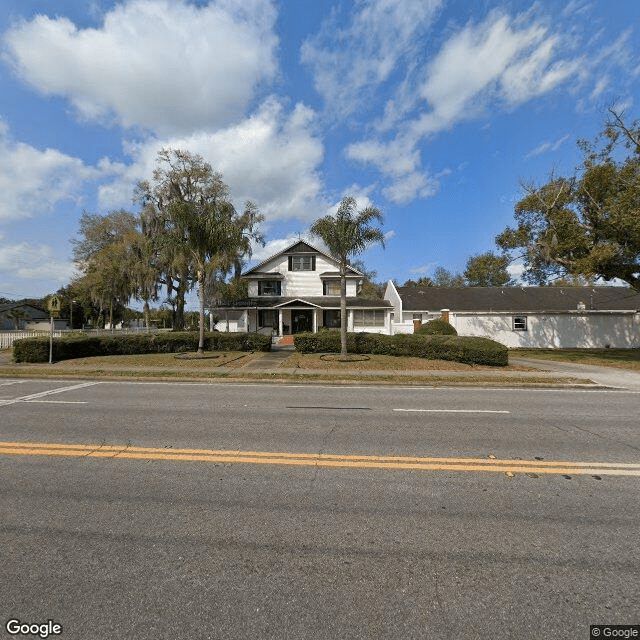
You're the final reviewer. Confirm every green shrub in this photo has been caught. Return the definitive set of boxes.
[293,331,507,366]
[416,319,458,335]
[12,331,271,363]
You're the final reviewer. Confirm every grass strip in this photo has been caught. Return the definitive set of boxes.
[0,367,594,386]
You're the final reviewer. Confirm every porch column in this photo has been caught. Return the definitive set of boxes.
[278,310,283,337]
[312,310,318,333]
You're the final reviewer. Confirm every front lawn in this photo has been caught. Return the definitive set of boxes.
[282,352,533,371]
[511,348,640,370]
[42,351,262,369]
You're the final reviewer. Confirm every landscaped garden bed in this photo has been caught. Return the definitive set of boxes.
[293,331,508,367]
[12,331,271,363]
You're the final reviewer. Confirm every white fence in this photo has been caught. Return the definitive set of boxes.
[0,330,60,349]
[0,327,159,349]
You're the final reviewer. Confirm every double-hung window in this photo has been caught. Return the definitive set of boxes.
[512,316,527,331]
[353,310,385,327]
[288,255,315,271]
[258,280,281,296]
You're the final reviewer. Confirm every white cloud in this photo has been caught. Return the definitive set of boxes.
[301,0,442,117]
[100,97,325,222]
[507,262,526,282]
[346,136,439,204]
[0,237,76,284]
[250,232,317,263]
[344,9,586,204]
[590,76,609,100]
[408,263,435,275]
[4,0,278,135]
[525,134,570,159]
[413,11,580,137]
[0,127,103,220]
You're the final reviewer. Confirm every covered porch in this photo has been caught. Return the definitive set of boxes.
[252,301,341,336]
[213,297,392,335]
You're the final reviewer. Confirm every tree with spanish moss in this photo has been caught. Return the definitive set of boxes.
[135,149,263,340]
[136,149,263,350]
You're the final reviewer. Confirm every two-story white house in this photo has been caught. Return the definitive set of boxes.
[212,240,392,337]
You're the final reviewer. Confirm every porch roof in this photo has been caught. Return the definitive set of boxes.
[318,271,361,278]
[220,296,392,310]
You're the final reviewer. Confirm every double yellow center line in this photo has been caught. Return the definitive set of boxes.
[1,441,639,476]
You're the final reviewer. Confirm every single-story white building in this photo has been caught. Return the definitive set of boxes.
[384,282,640,348]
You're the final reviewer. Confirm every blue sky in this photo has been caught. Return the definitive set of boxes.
[1,0,639,303]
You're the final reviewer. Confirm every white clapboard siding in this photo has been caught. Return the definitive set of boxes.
[251,253,358,298]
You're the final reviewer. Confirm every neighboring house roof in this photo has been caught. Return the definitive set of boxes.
[224,297,392,309]
[397,287,640,312]
[242,240,363,277]
[0,302,48,317]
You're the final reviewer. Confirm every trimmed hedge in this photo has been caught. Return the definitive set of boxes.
[416,318,457,335]
[12,331,271,363]
[294,330,507,366]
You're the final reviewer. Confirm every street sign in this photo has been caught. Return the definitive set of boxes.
[48,296,61,318]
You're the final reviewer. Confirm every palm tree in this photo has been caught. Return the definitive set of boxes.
[310,196,385,358]
[170,198,262,354]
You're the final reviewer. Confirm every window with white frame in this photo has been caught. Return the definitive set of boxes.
[258,280,281,296]
[288,255,315,271]
[512,315,528,331]
[323,280,340,295]
[353,309,385,326]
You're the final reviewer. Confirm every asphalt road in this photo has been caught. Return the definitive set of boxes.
[1,379,638,639]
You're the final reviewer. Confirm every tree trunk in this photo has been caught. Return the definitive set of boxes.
[175,276,187,331]
[198,271,205,354]
[340,263,347,358]
[143,301,150,333]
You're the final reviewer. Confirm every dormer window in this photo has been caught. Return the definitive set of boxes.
[288,255,315,271]
[258,280,281,296]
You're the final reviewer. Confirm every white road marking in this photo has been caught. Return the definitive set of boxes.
[25,400,88,404]
[0,382,99,406]
[394,409,510,414]
[0,380,27,387]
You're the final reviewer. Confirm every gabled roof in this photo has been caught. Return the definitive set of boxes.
[243,240,363,277]
[397,286,640,312]
[0,302,48,316]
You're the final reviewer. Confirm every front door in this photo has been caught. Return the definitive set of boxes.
[291,310,313,333]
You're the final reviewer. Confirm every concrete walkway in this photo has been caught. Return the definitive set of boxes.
[239,346,295,370]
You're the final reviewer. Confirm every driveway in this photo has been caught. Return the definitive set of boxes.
[510,357,640,391]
